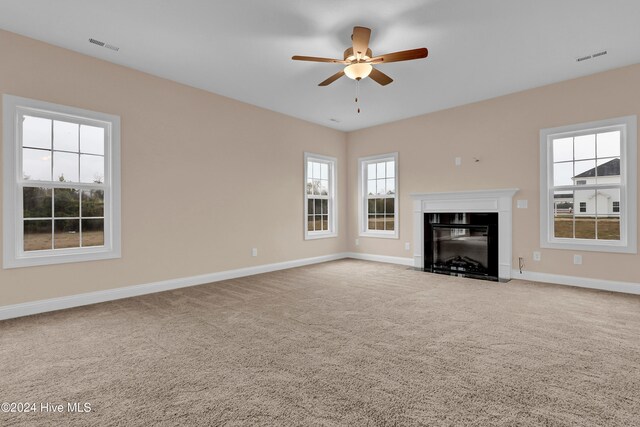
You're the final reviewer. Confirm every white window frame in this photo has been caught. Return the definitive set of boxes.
[358,152,399,239]
[539,115,637,253]
[3,95,121,268]
[304,153,337,240]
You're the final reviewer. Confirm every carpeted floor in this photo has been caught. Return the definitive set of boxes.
[1,259,639,426]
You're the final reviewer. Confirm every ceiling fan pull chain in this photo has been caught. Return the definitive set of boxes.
[356,80,361,114]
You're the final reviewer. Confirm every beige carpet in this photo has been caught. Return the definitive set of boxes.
[1,259,639,426]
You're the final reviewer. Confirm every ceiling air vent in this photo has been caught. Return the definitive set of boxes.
[576,50,607,63]
[89,38,105,47]
[89,38,119,52]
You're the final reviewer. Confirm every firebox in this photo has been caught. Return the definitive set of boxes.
[424,212,499,281]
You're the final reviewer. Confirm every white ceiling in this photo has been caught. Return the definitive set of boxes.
[1,0,640,132]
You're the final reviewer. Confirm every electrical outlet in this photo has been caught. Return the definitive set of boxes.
[517,200,528,209]
[252,248,258,257]
[573,254,582,265]
[533,251,541,261]
[404,242,410,251]
[355,239,359,246]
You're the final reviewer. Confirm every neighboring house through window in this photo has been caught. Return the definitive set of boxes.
[304,153,337,239]
[358,153,398,238]
[3,95,121,268]
[540,115,637,253]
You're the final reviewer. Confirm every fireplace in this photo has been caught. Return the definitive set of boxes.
[411,189,518,281]
[425,213,498,281]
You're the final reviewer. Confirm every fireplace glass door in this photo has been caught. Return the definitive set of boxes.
[432,225,489,276]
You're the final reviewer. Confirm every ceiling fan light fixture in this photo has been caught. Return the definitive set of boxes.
[344,63,373,80]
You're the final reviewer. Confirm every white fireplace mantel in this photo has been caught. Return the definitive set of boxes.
[411,188,518,280]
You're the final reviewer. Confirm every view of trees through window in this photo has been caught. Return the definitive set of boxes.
[366,160,395,231]
[22,187,105,251]
[306,160,330,232]
[21,115,106,251]
[551,130,621,240]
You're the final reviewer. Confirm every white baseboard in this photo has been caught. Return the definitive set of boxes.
[511,269,640,295]
[3,252,637,322]
[346,252,415,266]
[0,252,349,321]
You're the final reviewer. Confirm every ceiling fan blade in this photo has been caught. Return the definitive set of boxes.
[319,70,345,86]
[368,48,428,64]
[368,68,393,86]
[292,55,348,64]
[351,26,371,59]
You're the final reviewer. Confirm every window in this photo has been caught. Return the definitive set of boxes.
[613,201,620,213]
[304,153,337,239]
[540,115,637,253]
[358,153,398,238]
[3,95,121,268]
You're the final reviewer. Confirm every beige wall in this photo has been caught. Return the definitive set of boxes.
[0,30,347,306]
[347,64,640,283]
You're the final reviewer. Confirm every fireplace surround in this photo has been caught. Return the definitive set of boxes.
[411,189,518,281]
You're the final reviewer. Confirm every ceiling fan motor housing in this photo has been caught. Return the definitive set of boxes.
[344,47,373,61]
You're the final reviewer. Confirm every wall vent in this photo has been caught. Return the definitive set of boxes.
[89,38,119,52]
[576,50,607,62]
[89,38,105,47]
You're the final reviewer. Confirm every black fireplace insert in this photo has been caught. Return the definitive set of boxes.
[424,212,498,281]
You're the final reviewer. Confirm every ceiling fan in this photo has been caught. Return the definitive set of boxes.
[292,26,428,87]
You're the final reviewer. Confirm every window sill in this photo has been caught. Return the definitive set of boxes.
[359,231,399,239]
[4,248,121,269]
[541,239,636,254]
[304,232,338,241]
